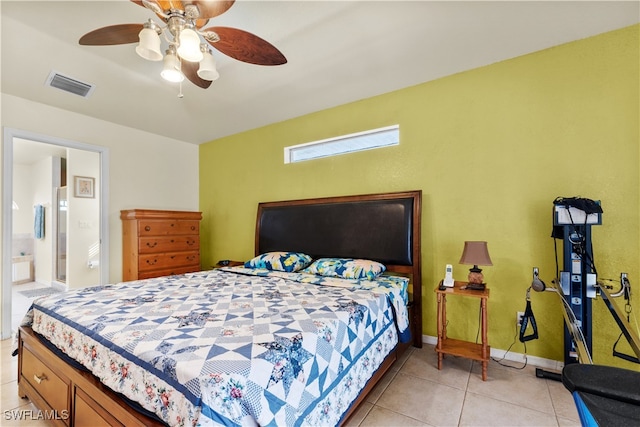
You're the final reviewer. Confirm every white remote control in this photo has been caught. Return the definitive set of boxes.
[443,264,454,287]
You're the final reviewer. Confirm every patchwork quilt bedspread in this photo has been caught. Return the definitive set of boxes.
[22,268,409,426]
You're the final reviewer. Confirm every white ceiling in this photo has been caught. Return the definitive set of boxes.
[2,1,638,145]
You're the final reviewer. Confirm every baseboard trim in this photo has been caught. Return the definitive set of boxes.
[422,334,564,373]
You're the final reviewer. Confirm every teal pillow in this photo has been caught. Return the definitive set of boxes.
[302,258,386,281]
[244,251,312,272]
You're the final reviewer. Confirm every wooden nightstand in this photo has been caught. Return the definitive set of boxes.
[435,280,490,380]
[214,260,245,268]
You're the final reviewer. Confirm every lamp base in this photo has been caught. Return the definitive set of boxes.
[467,269,484,285]
[467,267,485,290]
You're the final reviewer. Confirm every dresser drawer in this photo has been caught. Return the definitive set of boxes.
[21,344,70,417]
[74,387,123,427]
[137,264,201,279]
[138,235,199,254]
[137,220,199,236]
[138,251,200,272]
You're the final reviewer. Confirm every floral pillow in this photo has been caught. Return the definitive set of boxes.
[244,251,312,272]
[302,258,386,281]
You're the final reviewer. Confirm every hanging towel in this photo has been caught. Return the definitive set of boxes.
[34,204,45,239]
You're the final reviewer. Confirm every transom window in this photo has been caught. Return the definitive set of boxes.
[284,125,399,163]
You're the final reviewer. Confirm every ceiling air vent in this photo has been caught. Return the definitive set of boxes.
[45,71,95,98]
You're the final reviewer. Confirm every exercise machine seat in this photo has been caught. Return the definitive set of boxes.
[562,364,640,426]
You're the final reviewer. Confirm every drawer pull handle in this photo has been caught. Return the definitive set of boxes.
[146,242,157,248]
[145,226,151,232]
[190,226,196,231]
[33,373,47,384]
[187,240,194,246]
[146,259,157,265]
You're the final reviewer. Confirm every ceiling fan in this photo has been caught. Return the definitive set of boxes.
[79,0,287,89]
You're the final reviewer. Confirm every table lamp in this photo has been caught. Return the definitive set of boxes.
[459,241,492,290]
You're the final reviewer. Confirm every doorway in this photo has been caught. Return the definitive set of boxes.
[2,128,109,340]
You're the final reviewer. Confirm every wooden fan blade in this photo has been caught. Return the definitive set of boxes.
[132,0,233,19]
[129,0,147,8]
[79,24,144,45]
[205,26,287,66]
[194,17,209,29]
[128,1,171,24]
[156,0,182,12]
[130,0,174,15]
[151,1,210,27]
[182,61,213,89]
[187,1,235,19]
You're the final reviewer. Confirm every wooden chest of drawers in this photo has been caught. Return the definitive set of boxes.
[121,209,202,281]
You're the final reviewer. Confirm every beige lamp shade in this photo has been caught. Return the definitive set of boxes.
[459,241,493,267]
[459,241,492,285]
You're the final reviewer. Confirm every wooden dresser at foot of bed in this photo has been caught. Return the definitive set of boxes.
[121,209,202,281]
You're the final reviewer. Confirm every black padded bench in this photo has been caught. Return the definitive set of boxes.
[562,364,640,426]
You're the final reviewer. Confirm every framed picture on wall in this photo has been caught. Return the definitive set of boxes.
[74,176,95,198]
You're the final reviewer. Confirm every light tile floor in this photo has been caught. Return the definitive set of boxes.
[2,284,580,426]
[2,282,51,426]
[345,345,580,426]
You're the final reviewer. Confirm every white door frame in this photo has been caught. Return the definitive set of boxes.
[1,127,110,339]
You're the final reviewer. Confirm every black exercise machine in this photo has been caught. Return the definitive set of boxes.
[528,197,640,425]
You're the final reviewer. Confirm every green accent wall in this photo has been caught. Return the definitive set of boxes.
[200,25,639,367]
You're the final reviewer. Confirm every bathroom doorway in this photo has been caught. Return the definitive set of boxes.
[2,128,109,339]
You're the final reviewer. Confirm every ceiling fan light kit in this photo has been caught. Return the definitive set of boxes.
[176,26,203,62]
[139,13,210,83]
[135,21,163,61]
[79,0,287,91]
[197,47,220,81]
[160,46,184,83]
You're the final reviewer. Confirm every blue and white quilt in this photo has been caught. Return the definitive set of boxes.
[22,268,409,426]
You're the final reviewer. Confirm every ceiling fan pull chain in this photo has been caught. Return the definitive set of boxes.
[179,56,185,91]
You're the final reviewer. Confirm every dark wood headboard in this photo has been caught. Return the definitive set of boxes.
[255,190,422,348]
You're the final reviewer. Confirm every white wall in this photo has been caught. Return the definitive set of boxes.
[67,148,100,288]
[32,156,53,284]
[1,94,200,335]
[12,164,32,235]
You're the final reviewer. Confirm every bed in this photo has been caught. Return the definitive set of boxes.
[16,190,422,426]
